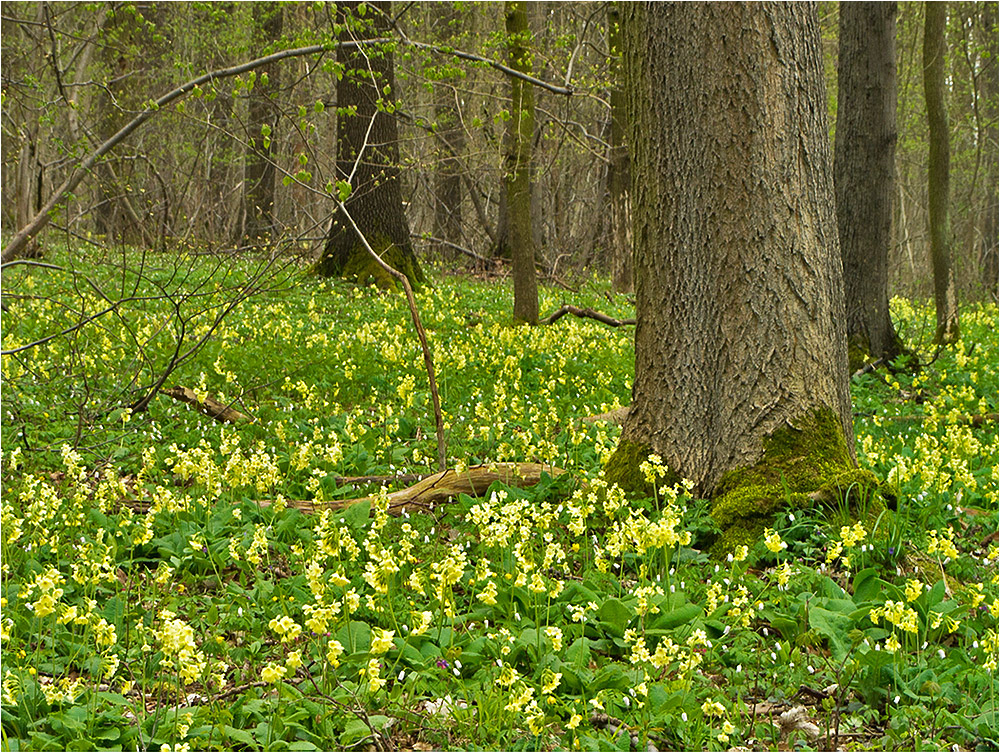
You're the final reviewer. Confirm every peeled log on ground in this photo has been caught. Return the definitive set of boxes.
[257,463,566,516]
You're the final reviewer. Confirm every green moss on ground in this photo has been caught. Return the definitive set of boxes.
[709,407,882,556]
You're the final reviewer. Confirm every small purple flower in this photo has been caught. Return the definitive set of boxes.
[437,659,449,669]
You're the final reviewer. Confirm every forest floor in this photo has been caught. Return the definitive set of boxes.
[1,250,997,751]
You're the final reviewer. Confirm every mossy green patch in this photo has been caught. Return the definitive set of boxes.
[709,407,882,556]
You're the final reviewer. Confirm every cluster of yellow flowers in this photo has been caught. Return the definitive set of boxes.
[826,522,867,569]
[153,610,207,685]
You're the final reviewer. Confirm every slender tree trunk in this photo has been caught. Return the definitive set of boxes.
[318,1,423,287]
[608,2,632,294]
[979,2,998,301]
[238,2,283,246]
[504,0,539,324]
[923,2,960,342]
[14,136,43,259]
[835,2,905,370]
[608,2,862,552]
[431,4,465,262]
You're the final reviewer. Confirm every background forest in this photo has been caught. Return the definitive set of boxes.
[1,2,998,752]
[1,2,997,298]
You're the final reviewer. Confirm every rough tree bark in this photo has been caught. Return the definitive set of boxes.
[317,1,424,287]
[923,2,960,342]
[237,2,283,246]
[503,0,539,324]
[606,2,869,553]
[608,2,632,294]
[834,2,906,370]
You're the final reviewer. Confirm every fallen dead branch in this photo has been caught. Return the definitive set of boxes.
[161,386,249,423]
[121,463,567,516]
[257,462,566,515]
[581,406,630,425]
[540,304,636,327]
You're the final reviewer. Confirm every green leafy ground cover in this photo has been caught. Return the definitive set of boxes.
[1,252,997,751]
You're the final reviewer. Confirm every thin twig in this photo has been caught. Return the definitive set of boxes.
[335,201,448,471]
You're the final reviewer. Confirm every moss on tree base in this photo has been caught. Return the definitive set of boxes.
[602,408,884,558]
[316,232,424,289]
[709,407,881,555]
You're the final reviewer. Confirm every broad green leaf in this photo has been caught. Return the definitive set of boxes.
[808,605,855,662]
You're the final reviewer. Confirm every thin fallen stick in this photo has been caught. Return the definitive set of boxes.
[540,304,635,327]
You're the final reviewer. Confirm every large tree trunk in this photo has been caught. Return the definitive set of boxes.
[503,0,539,324]
[608,2,632,294]
[608,2,865,553]
[923,2,960,342]
[237,2,283,247]
[835,2,905,370]
[318,1,424,288]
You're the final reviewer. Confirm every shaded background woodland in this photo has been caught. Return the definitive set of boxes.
[1,2,997,299]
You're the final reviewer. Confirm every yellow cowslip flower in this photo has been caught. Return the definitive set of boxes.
[733,545,749,562]
[477,580,498,606]
[527,708,546,735]
[410,611,433,637]
[763,529,787,554]
[884,634,901,653]
[361,658,385,693]
[541,669,562,694]
[544,626,563,652]
[927,528,960,560]
[840,522,867,548]
[261,662,287,684]
[967,583,986,609]
[285,651,303,671]
[702,700,726,717]
[93,617,117,649]
[153,612,206,685]
[775,562,792,589]
[326,639,344,667]
[826,540,844,565]
[268,615,302,643]
[496,663,520,687]
[566,713,583,730]
[905,579,923,602]
[370,627,395,654]
[505,682,534,713]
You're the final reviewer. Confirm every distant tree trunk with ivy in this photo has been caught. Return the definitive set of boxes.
[237,1,283,246]
[608,2,632,294]
[606,3,868,554]
[923,2,960,342]
[835,2,905,370]
[318,1,423,287]
[503,0,539,324]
